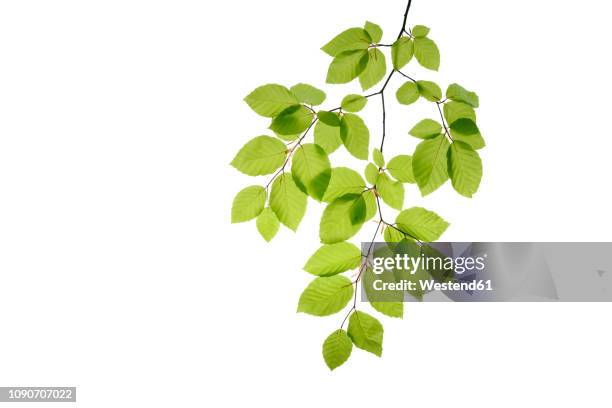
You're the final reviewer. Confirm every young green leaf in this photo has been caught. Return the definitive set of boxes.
[371,302,404,319]
[383,225,411,243]
[269,105,313,136]
[449,118,485,150]
[304,242,362,276]
[347,311,384,356]
[412,134,450,195]
[322,329,353,370]
[396,207,449,241]
[376,173,404,210]
[409,119,442,139]
[414,37,440,71]
[320,194,366,244]
[391,37,414,70]
[292,144,332,201]
[387,155,416,183]
[231,186,266,223]
[316,111,341,127]
[290,83,327,106]
[256,207,280,241]
[363,190,378,221]
[349,195,367,225]
[274,131,301,142]
[270,173,307,231]
[340,113,370,160]
[443,101,476,125]
[448,141,483,197]
[326,50,370,84]
[322,167,366,203]
[446,83,479,108]
[231,136,287,176]
[297,275,354,316]
[321,28,372,57]
[341,94,368,112]
[244,84,299,118]
[396,81,419,105]
[359,48,387,91]
[314,121,343,154]
[412,25,430,38]
[364,21,383,43]
[364,162,380,185]
[372,148,385,168]
[416,80,442,102]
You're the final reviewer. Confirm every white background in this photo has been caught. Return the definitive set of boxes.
[1,0,611,406]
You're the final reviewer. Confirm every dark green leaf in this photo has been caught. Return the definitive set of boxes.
[317,111,341,127]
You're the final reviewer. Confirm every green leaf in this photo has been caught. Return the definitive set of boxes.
[231,186,266,223]
[292,144,332,201]
[269,105,313,136]
[364,21,383,43]
[321,28,372,57]
[347,311,383,356]
[383,225,411,243]
[412,134,450,196]
[395,81,419,105]
[322,329,353,370]
[256,207,280,241]
[297,275,354,316]
[231,135,287,176]
[449,118,485,150]
[349,195,367,225]
[340,113,370,160]
[376,173,404,210]
[396,207,449,241]
[270,173,307,231]
[414,37,440,71]
[364,163,379,185]
[359,48,387,91]
[341,94,367,112]
[244,84,299,118]
[391,37,414,70]
[448,141,483,197]
[316,111,341,127]
[304,242,362,276]
[416,80,442,102]
[446,83,479,108]
[274,131,301,142]
[372,148,385,168]
[326,50,369,84]
[443,101,476,125]
[314,121,342,154]
[363,190,378,221]
[387,155,416,183]
[409,119,442,139]
[320,194,366,244]
[412,25,430,38]
[322,167,366,203]
[290,83,326,106]
[371,301,404,318]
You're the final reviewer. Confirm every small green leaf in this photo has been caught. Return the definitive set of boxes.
[376,173,404,210]
[244,84,299,118]
[231,135,287,176]
[383,225,411,243]
[270,173,307,231]
[326,50,369,84]
[372,148,385,168]
[443,101,476,125]
[320,194,366,244]
[290,83,326,106]
[446,83,479,108]
[391,37,414,70]
[256,207,280,241]
[292,144,332,201]
[321,28,372,57]
[387,155,416,183]
[341,94,368,112]
[396,207,449,241]
[359,48,387,91]
[316,111,341,127]
[365,163,379,185]
[412,134,450,196]
[449,118,485,150]
[322,167,366,203]
[231,186,266,223]
[347,311,383,356]
[349,195,367,225]
[269,105,313,136]
[412,25,430,38]
[414,37,440,71]
[416,80,442,102]
[304,242,362,277]
[297,275,354,316]
[371,301,404,318]
[364,21,383,43]
[396,81,419,105]
[322,329,353,370]
[314,121,343,154]
[409,119,442,139]
[448,141,483,197]
[340,113,370,160]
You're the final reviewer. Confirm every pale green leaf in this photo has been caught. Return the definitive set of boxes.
[322,167,366,203]
[256,207,280,241]
[231,185,266,223]
[383,225,412,243]
[386,155,415,183]
[449,118,485,150]
[297,275,354,316]
[269,105,313,136]
[244,84,299,118]
[363,190,378,221]
[326,50,369,84]
[304,242,362,276]
[414,37,440,71]
[396,81,419,105]
[372,148,385,168]
[321,28,372,57]
[347,311,383,356]
[359,48,387,91]
[396,206,449,241]
[416,80,442,102]
[292,143,331,201]
[443,101,476,125]
[340,113,370,160]
[412,25,430,38]
[323,329,353,370]
[274,131,301,142]
[364,21,383,43]
[412,134,450,196]
[269,173,307,231]
[290,83,326,106]
[446,83,479,108]
[448,141,483,197]
[376,173,404,210]
[391,37,414,70]
[341,94,367,112]
[320,194,366,244]
[409,119,442,139]
[364,162,379,185]
[314,121,342,154]
[316,111,341,127]
[231,135,287,176]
